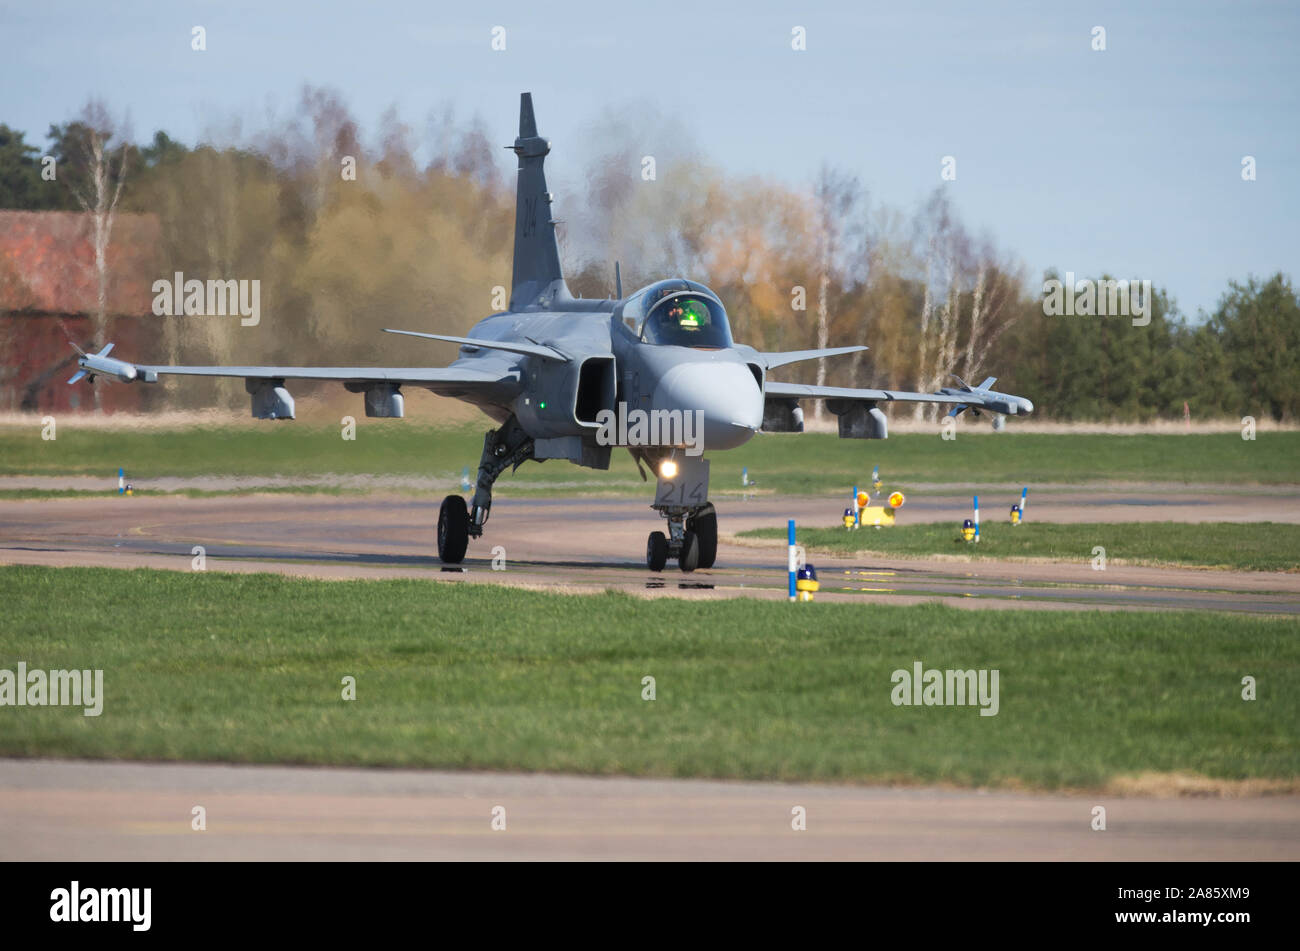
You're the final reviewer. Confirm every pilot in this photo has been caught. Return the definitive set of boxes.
[668,299,706,331]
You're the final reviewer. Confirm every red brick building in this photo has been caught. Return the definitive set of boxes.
[0,210,163,413]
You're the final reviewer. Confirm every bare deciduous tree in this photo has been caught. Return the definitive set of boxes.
[67,102,129,412]
[811,166,862,418]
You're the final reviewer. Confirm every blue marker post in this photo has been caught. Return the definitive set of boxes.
[118,468,125,495]
[742,467,749,487]
[974,494,980,542]
[1020,486,1028,522]
[788,519,797,601]
[852,485,860,526]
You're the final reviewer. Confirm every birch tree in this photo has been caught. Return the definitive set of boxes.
[60,103,129,411]
[811,166,862,417]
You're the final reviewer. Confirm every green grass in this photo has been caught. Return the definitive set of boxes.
[728,430,1300,489]
[1,565,1295,789]
[0,486,366,501]
[3,424,1297,491]
[740,521,1300,572]
[3,423,508,479]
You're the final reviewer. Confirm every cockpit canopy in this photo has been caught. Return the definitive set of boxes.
[615,279,732,349]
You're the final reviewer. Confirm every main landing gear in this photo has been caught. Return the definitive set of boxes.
[438,416,534,564]
[438,495,470,563]
[645,501,717,573]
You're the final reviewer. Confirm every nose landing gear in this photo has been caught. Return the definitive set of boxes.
[644,454,715,573]
[645,503,717,574]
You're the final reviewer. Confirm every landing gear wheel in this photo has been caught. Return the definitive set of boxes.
[687,503,717,569]
[678,530,700,573]
[437,494,470,564]
[646,531,669,572]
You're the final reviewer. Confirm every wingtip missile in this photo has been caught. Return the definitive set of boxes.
[940,375,1033,417]
[67,342,138,384]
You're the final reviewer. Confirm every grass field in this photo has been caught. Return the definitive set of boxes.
[740,521,1300,572]
[2,565,1295,790]
[0,486,365,501]
[2,423,1297,492]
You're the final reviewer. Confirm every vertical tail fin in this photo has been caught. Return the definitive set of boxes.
[509,93,570,309]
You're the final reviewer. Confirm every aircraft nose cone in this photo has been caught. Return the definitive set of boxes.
[1019,398,1034,415]
[651,361,763,451]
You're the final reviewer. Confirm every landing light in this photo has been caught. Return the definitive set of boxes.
[659,459,678,479]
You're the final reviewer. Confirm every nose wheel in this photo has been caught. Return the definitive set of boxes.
[646,531,669,572]
[687,502,717,569]
[645,502,716,573]
[678,531,700,572]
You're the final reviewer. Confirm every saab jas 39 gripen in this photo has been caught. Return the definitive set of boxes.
[69,93,1033,572]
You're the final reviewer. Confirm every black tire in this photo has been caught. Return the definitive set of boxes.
[437,494,470,564]
[688,503,717,569]
[646,531,669,572]
[678,530,700,573]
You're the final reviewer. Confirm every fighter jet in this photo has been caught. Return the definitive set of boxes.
[70,93,1034,572]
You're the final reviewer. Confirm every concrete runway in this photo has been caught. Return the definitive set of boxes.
[1,490,1298,613]
[3,759,1297,861]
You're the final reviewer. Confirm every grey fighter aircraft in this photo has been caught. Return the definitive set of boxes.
[69,93,1034,572]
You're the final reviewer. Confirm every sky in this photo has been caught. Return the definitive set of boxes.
[2,0,1296,319]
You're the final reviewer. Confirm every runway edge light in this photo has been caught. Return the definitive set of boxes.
[796,563,820,602]
[1010,486,1027,525]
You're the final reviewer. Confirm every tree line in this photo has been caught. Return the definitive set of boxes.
[1,91,1295,420]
